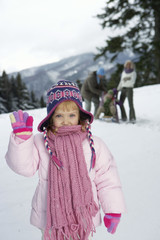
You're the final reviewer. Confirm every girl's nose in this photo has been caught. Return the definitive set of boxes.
[63,116,69,125]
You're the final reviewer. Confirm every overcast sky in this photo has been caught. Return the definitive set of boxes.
[0,0,109,74]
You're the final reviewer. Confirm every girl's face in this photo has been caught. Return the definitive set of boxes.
[51,101,80,128]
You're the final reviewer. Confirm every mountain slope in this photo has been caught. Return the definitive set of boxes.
[10,51,133,98]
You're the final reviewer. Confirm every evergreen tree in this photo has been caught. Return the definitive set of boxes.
[0,70,45,114]
[10,76,19,111]
[107,63,123,89]
[30,90,40,108]
[40,96,46,108]
[16,73,34,110]
[95,0,160,86]
[0,75,6,113]
[0,96,7,113]
[0,71,12,112]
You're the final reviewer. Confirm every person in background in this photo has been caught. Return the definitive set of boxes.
[95,89,118,121]
[76,79,82,91]
[117,60,137,123]
[5,80,126,240]
[81,67,107,116]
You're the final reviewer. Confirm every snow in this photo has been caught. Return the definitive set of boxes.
[0,84,160,240]
[47,70,60,82]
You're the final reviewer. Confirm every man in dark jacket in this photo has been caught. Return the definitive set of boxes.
[81,67,107,116]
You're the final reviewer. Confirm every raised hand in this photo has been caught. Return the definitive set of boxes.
[9,110,33,140]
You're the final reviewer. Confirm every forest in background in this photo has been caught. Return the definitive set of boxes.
[0,71,45,114]
[95,0,160,86]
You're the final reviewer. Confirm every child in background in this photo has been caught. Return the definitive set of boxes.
[5,80,126,240]
[95,88,119,121]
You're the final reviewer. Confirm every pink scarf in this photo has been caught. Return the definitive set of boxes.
[44,125,98,240]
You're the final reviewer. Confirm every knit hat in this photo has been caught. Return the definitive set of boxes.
[96,67,105,76]
[38,80,93,132]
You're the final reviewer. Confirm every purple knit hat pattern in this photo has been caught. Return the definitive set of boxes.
[38,80,93,132]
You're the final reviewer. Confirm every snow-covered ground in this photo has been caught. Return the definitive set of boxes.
[0,84,160,240]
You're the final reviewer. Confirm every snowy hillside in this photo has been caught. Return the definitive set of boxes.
[0,84,160,240]
[9,51,133,98]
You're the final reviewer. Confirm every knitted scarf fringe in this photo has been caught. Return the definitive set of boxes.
[44,201,98,240]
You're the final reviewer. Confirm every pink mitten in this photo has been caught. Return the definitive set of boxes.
[9,110,33,140]
[104,213,121,234]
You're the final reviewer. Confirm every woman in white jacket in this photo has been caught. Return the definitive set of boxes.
[117,60,137,123]
[5,80,126,240]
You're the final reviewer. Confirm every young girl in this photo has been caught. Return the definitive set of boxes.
[5,80,126,240]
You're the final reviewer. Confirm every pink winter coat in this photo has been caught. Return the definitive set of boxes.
[5,132,126,230]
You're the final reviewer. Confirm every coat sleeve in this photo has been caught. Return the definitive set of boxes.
[117,80,122,91]
[100,79,108,92]
[87,75,102,96]
[117,71,136,90]
[93,137,126,214]
[117,73,123,91]
[130,71,137,87]
[5,133,40,177]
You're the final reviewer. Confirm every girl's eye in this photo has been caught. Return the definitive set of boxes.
[70,114,76,117]
[55,114,62,118]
